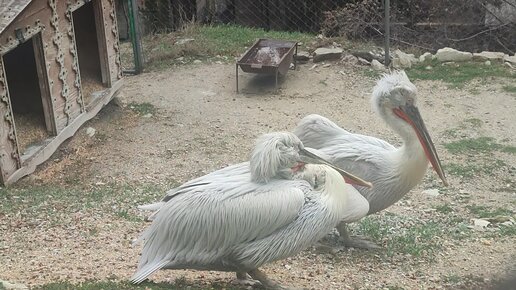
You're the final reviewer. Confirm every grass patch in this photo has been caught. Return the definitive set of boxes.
[128,102,156,115]
[358,216,443,258]
[444,137,516,155]
[34,280,200,290]
[0,182,171,220]
[502,85,516,93]
[466,204,513,218]
[434,203,453,214]
[134,24,315,69]
[406,60,515,88]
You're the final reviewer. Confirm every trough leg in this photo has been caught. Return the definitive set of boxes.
[236,64,239,93]
[275,71,278,90]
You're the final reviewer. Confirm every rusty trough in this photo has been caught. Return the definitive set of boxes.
[236,38,298,92]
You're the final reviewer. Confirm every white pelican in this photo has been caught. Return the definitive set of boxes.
[131,132,372,288]
[293,71,448,248]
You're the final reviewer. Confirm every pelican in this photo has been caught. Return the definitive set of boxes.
[293,71,448,248]
[131,132,372,289]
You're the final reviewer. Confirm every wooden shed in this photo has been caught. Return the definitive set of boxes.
[0,0,123,185]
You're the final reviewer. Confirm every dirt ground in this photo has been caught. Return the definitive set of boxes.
[1,61,515,289]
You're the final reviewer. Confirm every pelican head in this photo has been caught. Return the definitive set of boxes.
[250,132,372,187]
[372,71,448,186]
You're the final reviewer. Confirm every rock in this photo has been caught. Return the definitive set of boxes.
[294,51,310,62]
[322,63,331,68]
[86,127,96,137]
[351,50,380,62]
[215,61,223,65]
[357,57,370,66]
[472,218,490,230]
[341,54,359,65]
[472,51,505,62]
[435,47,473,62]
[371,59,387,72]
[504,54,516,65]
[308,64,318,70]
[0,280,28,290]
[391,49,418,69]
[419,52,433,62]
[425,66,433,70]
[193,59,202,64]
[442,61,458,67]
[422,188,440,197]
[504,62,514,69]
[484,60,491,66]
[142,113,153,118]
[485,216,512,223]
[313,47,343,63]
[176,38,194,45]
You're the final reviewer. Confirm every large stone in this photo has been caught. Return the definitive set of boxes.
[351,50,382,62]
[0,280,28,290]
[435,47,473,62]
[504,54,516,65]
[371,59,387,72]
[472,51,505,62]
[313,47,343,63]
[419,52,433,62]
[391,49,418,69]
[294,51,310,62]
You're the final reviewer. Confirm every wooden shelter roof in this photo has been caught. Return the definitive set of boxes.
[0,0,32,34]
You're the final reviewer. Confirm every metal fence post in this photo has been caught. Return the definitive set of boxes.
[128,0,144,74]
[384,0,390,66]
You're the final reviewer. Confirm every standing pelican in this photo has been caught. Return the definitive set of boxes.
[293,71,448,248]
[131,132,372,289]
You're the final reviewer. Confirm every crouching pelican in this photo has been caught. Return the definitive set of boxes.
[294,71,448,249]
[131,132,371,289]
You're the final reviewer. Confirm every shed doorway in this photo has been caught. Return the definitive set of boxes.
[73,0,108,107]
[2,34,54,154]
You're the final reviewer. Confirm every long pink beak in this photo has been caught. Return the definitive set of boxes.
[393,104,449,186]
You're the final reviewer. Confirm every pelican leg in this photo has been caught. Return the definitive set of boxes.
[337,222,381,250]
[248,269,302,290]
[233,272,262,287]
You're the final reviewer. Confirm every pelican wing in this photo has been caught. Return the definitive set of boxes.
[294,114,394,151]
[138,162,251,216]
[294,114,395,185]
[131,176,309,283]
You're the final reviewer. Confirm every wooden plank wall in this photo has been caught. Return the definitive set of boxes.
[0,0,123,183]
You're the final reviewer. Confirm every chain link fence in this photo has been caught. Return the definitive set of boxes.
[117,0,516,71]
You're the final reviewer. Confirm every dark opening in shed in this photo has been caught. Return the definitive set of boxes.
[73,1,105,106]
[2,36,52,153]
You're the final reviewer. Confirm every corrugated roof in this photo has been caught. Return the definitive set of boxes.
[0,0,32,34]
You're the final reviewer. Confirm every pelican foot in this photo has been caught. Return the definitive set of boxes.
[248,269,305,290]
[233,272,262,287]
[314,242,345,255]
[342,236,381,250]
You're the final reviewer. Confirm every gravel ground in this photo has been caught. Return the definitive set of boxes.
[1,61,515,289]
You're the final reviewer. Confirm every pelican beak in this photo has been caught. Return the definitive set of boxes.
[299,148,373,188]
[393,104,449,186]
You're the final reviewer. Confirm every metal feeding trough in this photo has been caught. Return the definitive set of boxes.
[236,38,298,92]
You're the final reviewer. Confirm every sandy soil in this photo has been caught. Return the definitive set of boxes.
[1,61,515,289]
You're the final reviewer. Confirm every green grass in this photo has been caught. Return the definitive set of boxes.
[445,159,506,178]
[0,182,173,221]
[138,24,315,69]
[444,137,516,155]
[434,203,453,214]
[406,60,515,88]
[502,85,516,93]
[466,204,513,218]
[358,216,443,258]
[35,276,243,290]
[128,102,156,115]
[34,280,205,290]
